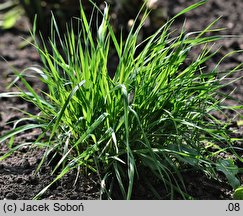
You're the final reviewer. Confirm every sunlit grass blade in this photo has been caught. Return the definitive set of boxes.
[0,0,242,200]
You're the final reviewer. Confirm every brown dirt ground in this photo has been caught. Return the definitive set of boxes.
[0,0,242,199]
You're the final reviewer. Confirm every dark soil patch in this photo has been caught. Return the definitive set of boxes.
[0,0,242,199]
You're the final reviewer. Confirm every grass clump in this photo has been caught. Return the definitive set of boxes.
[0,0,242,199]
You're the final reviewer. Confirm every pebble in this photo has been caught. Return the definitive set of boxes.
[6,192,18,200]
[70,193,79,199]
[57,186,62,191]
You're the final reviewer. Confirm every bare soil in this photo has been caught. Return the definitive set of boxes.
[0,0,242,199]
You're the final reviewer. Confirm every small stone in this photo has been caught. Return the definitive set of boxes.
[70,193,78,200]
[227,22,234,29]
[6,192,18,200]
[147,0,159,9]
[57,186,62,191]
